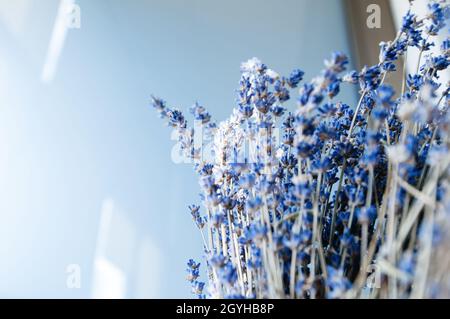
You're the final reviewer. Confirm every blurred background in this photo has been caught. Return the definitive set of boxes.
[0,0,440,298]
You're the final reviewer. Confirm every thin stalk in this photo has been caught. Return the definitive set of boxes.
[289,248,297,298]
[310,172,322,281]
[401,49,408,96]
[329,161,346,247]
[349,90,368,136]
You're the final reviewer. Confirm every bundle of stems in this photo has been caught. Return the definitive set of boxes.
[152,0,450,298]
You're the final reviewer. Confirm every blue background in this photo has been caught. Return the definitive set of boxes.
[0,0,355,297]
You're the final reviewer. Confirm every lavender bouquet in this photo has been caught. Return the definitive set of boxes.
[152,0,450,299]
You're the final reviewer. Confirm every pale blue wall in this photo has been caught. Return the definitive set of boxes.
[0,0,356,297]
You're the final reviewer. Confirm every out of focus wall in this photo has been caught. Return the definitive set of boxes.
[0,0,356,298]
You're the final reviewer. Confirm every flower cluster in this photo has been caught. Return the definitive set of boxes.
[152,0,450,299]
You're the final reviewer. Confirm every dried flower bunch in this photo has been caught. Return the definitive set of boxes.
[152,0,450,298]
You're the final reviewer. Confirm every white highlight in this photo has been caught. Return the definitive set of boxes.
[91,257,127,299]
[91,198,163,298]
[41,0,77,83]
[91,199,128,299]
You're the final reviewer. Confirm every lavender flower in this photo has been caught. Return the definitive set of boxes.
[151,0,450,299]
